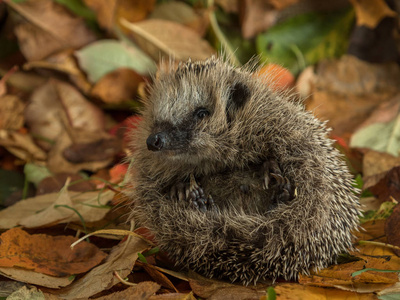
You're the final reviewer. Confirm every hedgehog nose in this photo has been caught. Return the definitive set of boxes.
[146,133,165,151]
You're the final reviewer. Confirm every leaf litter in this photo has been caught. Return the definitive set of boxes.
[1,0,400,299]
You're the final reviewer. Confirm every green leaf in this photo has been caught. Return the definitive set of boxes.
[24,163,52,187]
[379,294,400,300]
[75,40,156,83]
[352,268,400,277]
[256,8,354,75]
[350,117,400,157]
[53,0,96,22]
[0,169,25,206]
[137,253,148,263]
[267,286,276,300]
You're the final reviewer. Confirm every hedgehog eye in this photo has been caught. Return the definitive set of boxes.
[194,108,210,120]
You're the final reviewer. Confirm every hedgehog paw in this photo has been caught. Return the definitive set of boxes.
[263,158,295,202]
[188,174,215,212]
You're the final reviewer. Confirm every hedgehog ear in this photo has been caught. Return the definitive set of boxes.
[226,82,251,123]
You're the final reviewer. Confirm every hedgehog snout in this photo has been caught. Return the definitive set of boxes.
[147,132,166,151]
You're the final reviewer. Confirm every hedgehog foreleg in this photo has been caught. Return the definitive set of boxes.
[169,174,215,212]
[188,174,215,212]
[263,158,295,203]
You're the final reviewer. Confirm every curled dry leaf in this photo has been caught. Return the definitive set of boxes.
[0,129,47,162]
[121,19,215,62]
[385,204,400,256]
[58,236,151,299]
[84,0,155,32]
[0,267,73,289]
[47,129,119,174]
[5,0,96,61]
[24,50,92,94]
[25,79,105,150]
[91,68,145,104]
[150,1,209,36]
[306,55,400,138]
[137,261,178,292]
[0,95,25,130]
[95,281,161,300]
[0,227,107,277]
[349,0,397,29]
[0,187,114,229]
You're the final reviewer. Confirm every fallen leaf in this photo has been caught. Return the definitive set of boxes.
[108,163,128,184]
[36,173,95,195]
[63,136,121,163]
[0,129,47,162]
[121,19,215,62]
[363,150,400,190]
[0,227,106,277]
[96,281,161,300]
[0,188,114,229]
[350,95,400,157]
[23,50,92,94]
[256,63,295,91]
[137,261,178,292]
[0,267,73,289]
[75,39,156,83]
[239,0,279,39]
[23,163,52,187]
[47,130,117,174]
[84,0,155,32]
[0,65,18,97]
[91,68,145,104]
[366,167,400,202]
[0,95,25,130]
[58,235,151,299]
[306,55,400,138]
[25,79,105,150]
[150,1,209,36]
[274,283,377,300]
[0,67,46,92]
[256,9,354,75]
[349,0,397,28]
[5,0,96,61]
[148,292,196,300]
[385,204,400,256]
[7,286,46,300]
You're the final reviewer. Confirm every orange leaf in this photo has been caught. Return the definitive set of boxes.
[256,64,295,92]
[0,228,106,277]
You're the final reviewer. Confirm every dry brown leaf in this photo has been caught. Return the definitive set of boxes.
[363,150,400,190]
[350,0,397,28]
[188,271,269,299]
[83,0,117,30]
[25,79,105,150]
[385,203,400,256]
[96,281,161,300]
[84,0,155,31]
[0,95,25,130]
[149,293,196,300]
[47,129,117,173]
[0,227,106,277]
[215,0,239,13]
[91,68,145,104]
[274,283,376,300]
[150,1,209,36]
[0,68,46,92]
[24,50,92,94]
[5,0,96,61]
[367,167,400,203]
[36,173,95,195]
[58,236,151,299]
[0,188,114,229]
[0,129,47,162]
[306,55,400,138]
[121,19,215,62]
[138,261,178,292]
[0,267,73,289]
[0,66,18,97]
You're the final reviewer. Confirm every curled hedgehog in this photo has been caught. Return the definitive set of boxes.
[128,57,360,284]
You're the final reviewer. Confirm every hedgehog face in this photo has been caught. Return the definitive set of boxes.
[144,59,251,164]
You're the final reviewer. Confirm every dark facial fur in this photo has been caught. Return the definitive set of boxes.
[128,57,361,285]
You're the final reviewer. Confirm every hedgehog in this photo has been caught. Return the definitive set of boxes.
[128,57,361,285]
